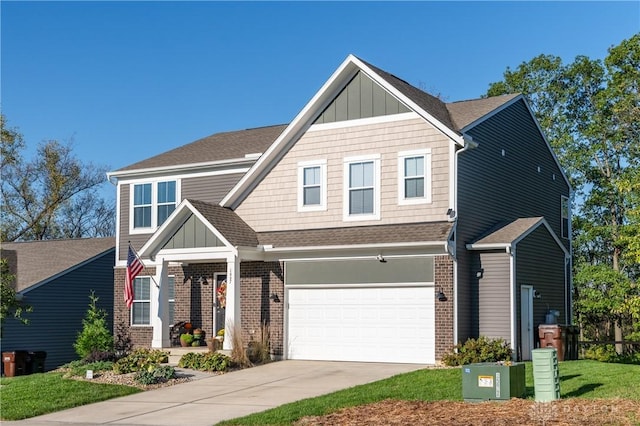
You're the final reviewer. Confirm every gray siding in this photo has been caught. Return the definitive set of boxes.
[314,71,410,124]
[515,225,567,347]
[118,173,244,261]
[456,99,570,341]
[163,214,224,249]
[1,250,115,371]
[476,251,511,342]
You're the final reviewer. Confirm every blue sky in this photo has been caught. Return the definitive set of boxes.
[2,1,639,201]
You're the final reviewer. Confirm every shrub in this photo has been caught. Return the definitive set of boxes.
[584,344,640,364]
[113,348,169,374]
[113,321,133,359]
[84,350,116,363]
[134,365,176,385]
[73,291,114,359]
[442,336,513,366]
[178,351,230,372]
[227,321,251,367]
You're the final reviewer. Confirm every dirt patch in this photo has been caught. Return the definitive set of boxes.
[295,399,640,426]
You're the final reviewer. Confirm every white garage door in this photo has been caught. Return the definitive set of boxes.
[287,286,435,364]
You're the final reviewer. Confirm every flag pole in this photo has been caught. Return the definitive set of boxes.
[128,241,160,288]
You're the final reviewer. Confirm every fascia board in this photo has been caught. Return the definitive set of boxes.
[221,55,361,208]
[353,56,464,146]
[466,243,511,251]
[107,157,255,182]
[512,217,570,257]
[264,241,448,254]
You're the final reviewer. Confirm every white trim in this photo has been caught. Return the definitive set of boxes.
[561,195,570,240]
[343,154,381,221]
[509,247,517,361]
[297,159,327,212]
[107,157,255,181]
[285,282,434,289]
[129,178,181,235]
[307,111,419,132]
[131,276,152,326]
[398,149,432,205]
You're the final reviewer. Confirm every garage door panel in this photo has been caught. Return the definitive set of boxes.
[287,286,434,364]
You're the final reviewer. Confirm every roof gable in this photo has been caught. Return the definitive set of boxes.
[1,238,115,292]
[139,199,258,260]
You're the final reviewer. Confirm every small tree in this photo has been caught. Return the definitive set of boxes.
[74,291,113,359]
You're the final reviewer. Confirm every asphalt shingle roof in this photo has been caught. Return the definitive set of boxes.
[258,222,453,248]
[1,238,116,292]
[446,94,520,131]
[115,124,287,172]
[187,200,259,247]
[470,217,544,246]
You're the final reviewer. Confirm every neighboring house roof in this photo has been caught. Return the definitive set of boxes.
[258,221,453,249]
[1,238,116,292]
[466,217,569,256]
[113,124,287,173]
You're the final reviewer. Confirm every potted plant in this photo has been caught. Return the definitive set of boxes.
[193,328,203,341]
[180,333,194,347]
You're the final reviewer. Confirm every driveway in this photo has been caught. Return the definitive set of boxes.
[7,360,427,426]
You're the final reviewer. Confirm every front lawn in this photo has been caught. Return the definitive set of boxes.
[218,360,640,425]
[0,372,141,421]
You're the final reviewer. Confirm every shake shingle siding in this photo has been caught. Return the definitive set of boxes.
[1,250,115,371]
[456,98,570,341]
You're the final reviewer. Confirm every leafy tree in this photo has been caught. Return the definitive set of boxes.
[0,258,32,336]
[487,34,640,349]
[74,291,114,359]
[0,115,115,241]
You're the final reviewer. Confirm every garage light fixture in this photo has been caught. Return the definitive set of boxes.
[436,288,448,302]
[270,293,281,303]
[376,254,387,263]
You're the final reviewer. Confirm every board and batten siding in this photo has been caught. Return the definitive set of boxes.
[456,98,570,342]
[236,116,451,232]
[1,250,115,372]
[117,172,244,261]
[476,251,511,342]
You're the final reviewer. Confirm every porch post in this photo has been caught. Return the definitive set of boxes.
[223,254,241,351]
[151,257,170,348]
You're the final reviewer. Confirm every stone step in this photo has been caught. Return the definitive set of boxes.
[165,346,210,365]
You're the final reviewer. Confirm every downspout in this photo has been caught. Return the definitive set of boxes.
[450,134,479,346]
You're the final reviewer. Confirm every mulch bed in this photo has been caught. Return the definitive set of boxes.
[295,399,640,426]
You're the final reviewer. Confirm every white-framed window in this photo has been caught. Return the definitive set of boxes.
[398,149,431,205]
[130,179,179,233]
[561,195,570,239]
[131,276,175,326]
[297,160,327,212]
[343,154,380,221]
[131,276,151,325]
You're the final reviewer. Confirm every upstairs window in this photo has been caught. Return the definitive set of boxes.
[344,155,380,221]
[398,149,431,205]
[561,195,570,239]
[297,160,327,212]
[130,180,179,233]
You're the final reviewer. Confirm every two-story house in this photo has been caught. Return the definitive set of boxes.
[107,55,571,364]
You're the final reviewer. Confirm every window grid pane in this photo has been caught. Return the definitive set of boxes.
[403,155,426,199]
[349,161,374,215]
[304,187,321,205]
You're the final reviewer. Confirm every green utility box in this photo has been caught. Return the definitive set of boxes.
[462,362,526,402]
[532,348,560,402]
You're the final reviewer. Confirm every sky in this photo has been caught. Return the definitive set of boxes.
[2,1,639,202]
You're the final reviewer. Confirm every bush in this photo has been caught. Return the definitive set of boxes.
[442,336,513,366]
[584,344,640,364]
[113,348,169,374]
[84,350,116,363]
[113,321,133,359]
[74,291,113,359]
[61,360,114,378]
[134,365,176,385]
[178,351,230,372]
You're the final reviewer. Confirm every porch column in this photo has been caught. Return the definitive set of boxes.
[224,254,241,351]
[151,257,171,348]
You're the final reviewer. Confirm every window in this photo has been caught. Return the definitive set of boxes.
[130,180,179,233]
[398,149,431,205]
[297,160,327,211]
[561,195,570,239]
[344,155,380,221]
[131,276,175,326]
[132,277,151,325]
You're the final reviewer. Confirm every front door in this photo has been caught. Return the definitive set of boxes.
[520,285,534,360]
[214,274,227,336]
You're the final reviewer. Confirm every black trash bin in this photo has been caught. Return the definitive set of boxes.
[28,351,47,373]
[2,351,28,377]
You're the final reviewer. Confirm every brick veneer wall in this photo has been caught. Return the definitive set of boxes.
[114,261,284,356]
[240,261,285,357]
[435,255,454,360]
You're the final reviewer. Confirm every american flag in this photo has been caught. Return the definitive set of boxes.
[125,245,144,309]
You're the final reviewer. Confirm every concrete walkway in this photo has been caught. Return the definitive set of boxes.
[5,360,427,426]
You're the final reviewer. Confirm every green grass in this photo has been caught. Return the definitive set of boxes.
[218,360,640,425]
[0,372,141,421]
